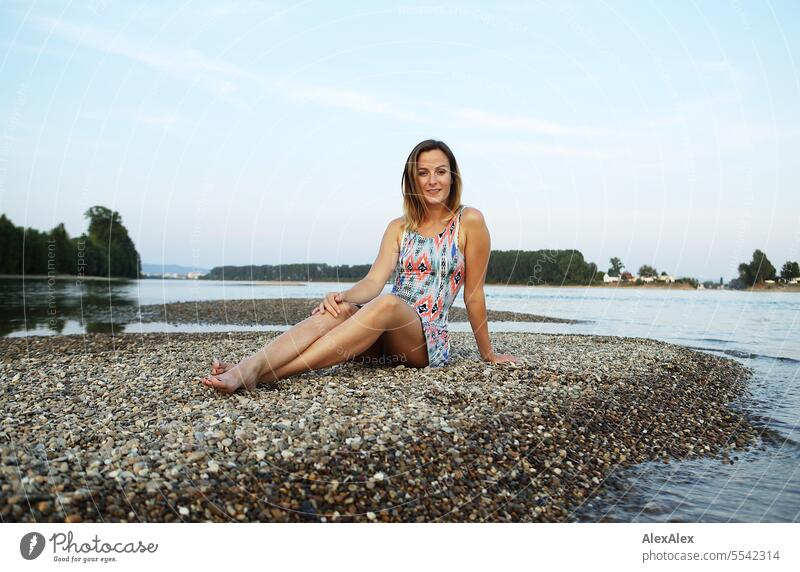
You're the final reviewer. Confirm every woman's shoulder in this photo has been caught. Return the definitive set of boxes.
[459,205,486,225]
[388,215,406,231]
[387,216,407,250]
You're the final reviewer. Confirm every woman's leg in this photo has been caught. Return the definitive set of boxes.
[202,294,428,393]
[255,294,429,383]
[209,305,384,377]
[203,301,362,391]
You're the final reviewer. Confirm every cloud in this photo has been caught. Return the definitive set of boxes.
[270,79,423,122]
[78,107,180,128]
[28,15,796,163]
[451,106,619,137]
[32,16,255,95]
[690,59,748,84]
[459,138,624,160]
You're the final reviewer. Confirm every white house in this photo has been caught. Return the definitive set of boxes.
[603,274,620,283]
[656,275,674,283]
[186,271,204,280]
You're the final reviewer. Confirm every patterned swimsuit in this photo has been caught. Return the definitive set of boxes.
[390,204,466,367]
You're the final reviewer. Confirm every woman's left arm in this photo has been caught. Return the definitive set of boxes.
[461,208,521,365]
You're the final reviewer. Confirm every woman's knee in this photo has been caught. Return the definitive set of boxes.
[356,294,410,328]
[338,301,359,318]
[312,301,358,324]
[371,293,405,312]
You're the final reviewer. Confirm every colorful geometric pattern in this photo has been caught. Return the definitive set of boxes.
[391,204,466,367]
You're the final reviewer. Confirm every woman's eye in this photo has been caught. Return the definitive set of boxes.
[417,171,427,176]
[436,170,446,176]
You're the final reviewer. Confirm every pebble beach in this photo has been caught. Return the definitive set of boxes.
[0,299,758,523]
[105,297,580,326]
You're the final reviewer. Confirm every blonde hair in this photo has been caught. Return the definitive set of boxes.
[401,139,463,232]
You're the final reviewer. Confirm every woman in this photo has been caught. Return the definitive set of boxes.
[202,139,520,394]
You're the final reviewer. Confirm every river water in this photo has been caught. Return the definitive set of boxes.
[1,277,798,522]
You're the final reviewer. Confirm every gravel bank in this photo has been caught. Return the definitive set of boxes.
[0,331,755,523]
[106,298,579,325]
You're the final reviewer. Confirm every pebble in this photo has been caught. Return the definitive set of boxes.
[0,328,756,523]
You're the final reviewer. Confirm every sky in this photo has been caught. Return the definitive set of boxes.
[1,0,798,282]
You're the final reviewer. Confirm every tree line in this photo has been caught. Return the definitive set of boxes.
[0,207,141,279]
[184,247,800,289]
[605,256,698,287]
[730,249,799,289]
[204,248,604,285]
[204,263,373,282]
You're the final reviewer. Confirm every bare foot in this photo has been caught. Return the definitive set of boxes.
[202,358,261,394]
[210,358,234,377]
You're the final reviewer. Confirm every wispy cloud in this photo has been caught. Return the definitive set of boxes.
[29,14,794,163]
[33,16,253,95]
[690,59,748,84]
[79,108,180,128]
[460,138,625,160]
[451,106,617,137]
[31,16,423,121]
[134,112,179,127]
[270,79,422,121]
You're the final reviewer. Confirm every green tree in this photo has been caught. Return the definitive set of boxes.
[638,264,658,277]
[675,277,699,288]
[83,206,141,278]
[22,227,48,274]
[0,214,23,274]
[737,249,776,286]
[0,208,141,279]
[780,261,800,280]
[608,257,624,277]
[48,223,74,274]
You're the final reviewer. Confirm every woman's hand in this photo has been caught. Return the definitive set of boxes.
[310,291,346,317]
[482,352,522,365]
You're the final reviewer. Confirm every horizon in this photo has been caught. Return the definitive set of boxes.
[1,1,798,283]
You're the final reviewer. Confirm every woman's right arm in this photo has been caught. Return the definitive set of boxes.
[340,217,404,305]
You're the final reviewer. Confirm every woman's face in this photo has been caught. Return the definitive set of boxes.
[415,149,452,208]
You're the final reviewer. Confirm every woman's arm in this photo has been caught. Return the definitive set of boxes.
[340,217,404,305]
[461,208,494,358]
[462,208,520,364]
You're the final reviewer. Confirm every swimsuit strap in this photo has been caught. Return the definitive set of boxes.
[455,204,465,249]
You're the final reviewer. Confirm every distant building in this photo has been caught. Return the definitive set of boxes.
[186,271,203,280]
[656,274,674,283]
[603,274,620,283]
[764,279,776,284]
[640,276,655,283]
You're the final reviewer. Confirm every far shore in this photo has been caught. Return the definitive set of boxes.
[0,274,132,282]
[3,274,798,292]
